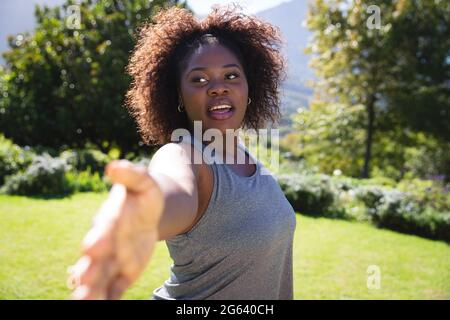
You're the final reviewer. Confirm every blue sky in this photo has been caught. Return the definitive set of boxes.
[185,0,293,15]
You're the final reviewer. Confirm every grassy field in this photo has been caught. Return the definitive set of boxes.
[0,192,449,300]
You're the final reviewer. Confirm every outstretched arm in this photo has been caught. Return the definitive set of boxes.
[67,142,200,299]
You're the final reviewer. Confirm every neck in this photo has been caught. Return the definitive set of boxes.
[188,127,246,164]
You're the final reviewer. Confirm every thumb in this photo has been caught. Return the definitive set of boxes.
[105,160,157,193]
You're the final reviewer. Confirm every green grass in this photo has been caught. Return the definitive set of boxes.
[0,193,449,300]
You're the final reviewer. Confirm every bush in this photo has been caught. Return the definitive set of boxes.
[371,189,450,242]
[330,176,362,192]
[65,170,110,193]
[361,176,397,188]
[0,134,35,185]
[277,171,450,241]
[277,173,337,216]
[0,153,73,196]
[396,178,450,212]
[60,149,111,174]
[354,185,387,210]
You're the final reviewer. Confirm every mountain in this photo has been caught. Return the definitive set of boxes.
[255,0,314,124]
[256,0,313,82]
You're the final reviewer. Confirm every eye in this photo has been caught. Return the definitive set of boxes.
[192,77,207,83]
[226,72,239,80]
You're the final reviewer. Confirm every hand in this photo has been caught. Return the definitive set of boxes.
[67,159,165,299]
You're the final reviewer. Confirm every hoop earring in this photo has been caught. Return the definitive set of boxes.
[247,97,252,105]
[177,101,184,113]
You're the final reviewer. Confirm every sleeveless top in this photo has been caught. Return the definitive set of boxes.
[152,133,297,300]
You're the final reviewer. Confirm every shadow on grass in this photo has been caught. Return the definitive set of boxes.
[1,191,80,200]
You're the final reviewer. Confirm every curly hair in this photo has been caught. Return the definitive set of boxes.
[125,3,286,146]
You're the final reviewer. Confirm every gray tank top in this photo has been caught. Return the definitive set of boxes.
[152,134,297,300]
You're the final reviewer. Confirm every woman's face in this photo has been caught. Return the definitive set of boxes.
[178,43,249,136]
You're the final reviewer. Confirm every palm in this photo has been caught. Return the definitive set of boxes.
[67,161,164,299]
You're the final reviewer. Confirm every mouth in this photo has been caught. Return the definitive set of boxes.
[206,104,235,120]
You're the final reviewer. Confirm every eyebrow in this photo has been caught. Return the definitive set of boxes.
[187,64,241,74]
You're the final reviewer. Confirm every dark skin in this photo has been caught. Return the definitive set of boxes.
[68,44,256,300]
[174,43,257,237]
[178,43,254,170]
[179,43,248,134]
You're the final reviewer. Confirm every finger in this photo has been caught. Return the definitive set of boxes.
[107,275,131,300]
[82,186,127,257]
[82,223,114,258]
[71,256,121,300]
[92,183,127,226]
[77,258,105,288]
[93,257,121,293]
[105,160,158,194]
[67,255,91,290]
[71,284,106,300]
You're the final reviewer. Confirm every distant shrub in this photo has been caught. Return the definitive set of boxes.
[396,178,450,212]
[354,185,386,211]
[277,171,450,242]
[277,173,337,217]
[0,153,72,196]
[60,149,110,174]
[372,189,450,242]
[330,176,362,192]
[0,134,35,185]
[65,170,110,193]
[361,176,397,188]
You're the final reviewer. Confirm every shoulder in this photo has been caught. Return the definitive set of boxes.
[150,142,198,173]
[153,142,214,231]
[149,141,213,190]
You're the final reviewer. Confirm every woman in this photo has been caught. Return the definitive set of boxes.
[67,4,296,300]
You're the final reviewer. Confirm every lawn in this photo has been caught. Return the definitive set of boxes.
[0,193,449,300]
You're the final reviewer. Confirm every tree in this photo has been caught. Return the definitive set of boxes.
[381,0,449,141]
[286,102,366,177]
[0,0,186,156]
[305,0,449,178]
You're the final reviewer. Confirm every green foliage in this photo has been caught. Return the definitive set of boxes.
[372,189,450,242]
[381,0,450,139]
[288,103,366,177]
[286,103,450,181]
[354,185,386,210]
[396,178,450,212]
[0,0,185,155]
[65,170,110,192]
[277,173,341,217]
[0,134,35,185]
[277,169,450,241]
[0,139,114,195]
[60,148,111,174]
[306,0,449,140]
[350,184,450,242]
[402,133,450,182]
[0,153,73,196]
[304,0,449,179]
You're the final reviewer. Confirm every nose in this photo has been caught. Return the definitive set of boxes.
[207,79,229,96]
